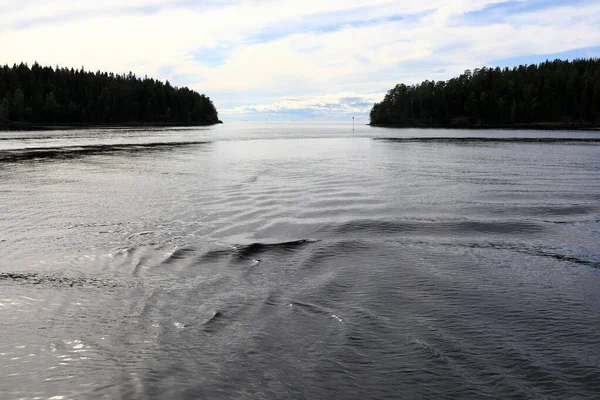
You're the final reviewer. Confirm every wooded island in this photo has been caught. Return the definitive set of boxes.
[370,59,600,129]
[0,63,220,129]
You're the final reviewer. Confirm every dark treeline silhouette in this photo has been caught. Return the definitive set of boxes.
[370,58,600,128]
[0,62,220,127]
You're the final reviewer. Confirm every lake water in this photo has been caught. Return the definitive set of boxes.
[1,121,599,399]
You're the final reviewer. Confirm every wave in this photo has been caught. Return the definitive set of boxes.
[197,239,319,263]
[463,242,600,269]
[0,271,135,288]
[325,219,549,237]
[201,310,224,326]
[0,135,55,141]
[374,238,600,269]
[290,301,344,322]
[0,141,210,162]
[146,239,321,273]
[161,247,197,265]
[374,137,600,143]
[232,239,318,260]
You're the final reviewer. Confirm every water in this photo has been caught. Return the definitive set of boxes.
[1,122,599,399]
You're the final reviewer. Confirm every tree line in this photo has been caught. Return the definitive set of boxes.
[370,58,600,127]
[0,62,220,126]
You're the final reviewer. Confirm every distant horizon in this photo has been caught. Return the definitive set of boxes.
[218,118,369,123]
[2,0,599,120]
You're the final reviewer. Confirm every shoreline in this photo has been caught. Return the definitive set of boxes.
[0,120,223,131]
[369,123,600,131]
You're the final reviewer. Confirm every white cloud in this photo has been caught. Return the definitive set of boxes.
[221,92,385,116]
[1,0,599,119]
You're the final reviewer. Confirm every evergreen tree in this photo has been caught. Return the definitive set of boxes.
[370,58,600,127]
[0,63,220,126]
[0,99,8,122]
[43,92,59,121]
[12,88,25,121]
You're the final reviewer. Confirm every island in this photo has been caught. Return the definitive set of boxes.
[0,63,221,130]
[370,58,600,130]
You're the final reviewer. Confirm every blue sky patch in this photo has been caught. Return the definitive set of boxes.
[491,46,600,69]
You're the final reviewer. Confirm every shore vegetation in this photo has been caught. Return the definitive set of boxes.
[370,59,600,129]
[0,63,220,129]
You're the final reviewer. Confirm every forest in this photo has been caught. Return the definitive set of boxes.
[0,63,220,127]
[370,58,600,128]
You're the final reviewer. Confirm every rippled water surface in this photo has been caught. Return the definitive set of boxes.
[1,122,600,399]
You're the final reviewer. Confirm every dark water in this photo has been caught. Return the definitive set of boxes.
[1,122,600,399]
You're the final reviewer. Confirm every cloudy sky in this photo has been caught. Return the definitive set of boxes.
[1,0,599,121]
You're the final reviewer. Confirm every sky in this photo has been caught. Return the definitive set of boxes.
[1,0,599,121]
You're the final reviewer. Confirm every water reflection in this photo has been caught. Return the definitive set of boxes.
[0,123,599,398]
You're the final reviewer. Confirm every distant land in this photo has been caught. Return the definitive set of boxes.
[0,63,221,130]
[370,59,600,130]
